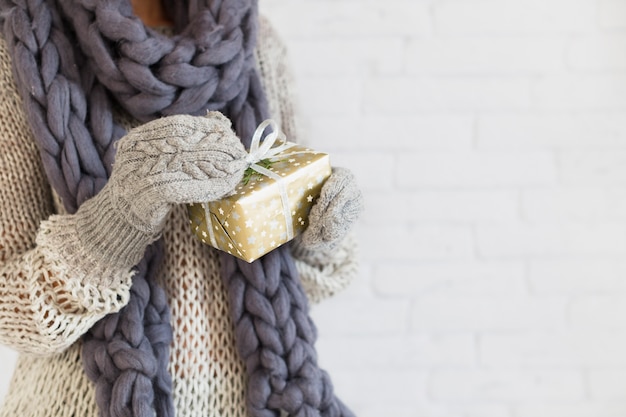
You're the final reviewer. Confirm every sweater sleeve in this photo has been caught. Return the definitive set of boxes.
[255,16,359,304]
[0,37,133,356]
[291,233,359,304]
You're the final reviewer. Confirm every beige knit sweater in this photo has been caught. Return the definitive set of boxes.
[0,17,357,417]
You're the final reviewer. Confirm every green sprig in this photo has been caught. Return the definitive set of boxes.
[242,158,275,185]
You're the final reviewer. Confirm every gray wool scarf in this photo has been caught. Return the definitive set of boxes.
[0,0,355,416]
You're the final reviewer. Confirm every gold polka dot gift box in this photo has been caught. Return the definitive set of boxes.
[187,120,331,263]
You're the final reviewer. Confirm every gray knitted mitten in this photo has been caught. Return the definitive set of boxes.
[293,167,364,256]
[75,111,247,269]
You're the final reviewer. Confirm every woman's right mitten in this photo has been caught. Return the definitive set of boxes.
[74,111,248,270]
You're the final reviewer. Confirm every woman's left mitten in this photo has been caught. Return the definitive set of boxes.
[294,167,364,254]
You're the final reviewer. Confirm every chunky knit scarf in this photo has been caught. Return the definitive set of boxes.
[0,0,354,416]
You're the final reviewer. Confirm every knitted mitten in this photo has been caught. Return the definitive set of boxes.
[74,111,248,270]
[292,167,364,257]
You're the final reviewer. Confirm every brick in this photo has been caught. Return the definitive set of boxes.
[351,406,421,417]
[530,259,626,294]
[568,35,626,70]
[516,404,626,417]
[304,115,475,152]
[408,190,520,222]
[480,331,626,367]
[328,369,429,406]
[606,188,626,219]
[404,404,514,417]
[411,296,567,331]
[476,223,626,257]
[429,369,585,401]
[261,1,432,38]
[360,189,519,226]
[324,151,395,191]
[297,77,362,117]
[373,261,526,297]
[311,292,410,336]
[477,112,626,149]
[359,191,410,226]
[287,38,405,76]
[357,224,474,262]
[406,37,565,74]
[589,370,626,400]
[397,152,557,188]
[315,333,476,370]
[533,75,626,110]
[364,77,532,114]
[522,187,614,222]
[457,405,514,417]
[569,296,626,329]
[559,151,626,185]
[598,0,626,29]
[433,0,596,35]
[316,262,373,301]
[526,187,601,219]
[337,263,374,299]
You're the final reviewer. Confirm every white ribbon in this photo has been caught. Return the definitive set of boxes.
[202,202,219,248]
[202,120,306,258]
[245,119,296,240]
[245,119,294,165]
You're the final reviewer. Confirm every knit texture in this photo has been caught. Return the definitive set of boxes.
[294,168,364,254]
[72,113,249,417]
[0,13,359,417]
[105,113,248,235]
[1,0,270,416]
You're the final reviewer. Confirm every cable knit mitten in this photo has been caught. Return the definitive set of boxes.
[292,167,364,258]
[74,111,248,270]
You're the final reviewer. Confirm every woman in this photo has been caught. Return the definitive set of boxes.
[0,0,362,416]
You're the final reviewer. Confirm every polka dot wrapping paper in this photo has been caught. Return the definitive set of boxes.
[187,143,331,262]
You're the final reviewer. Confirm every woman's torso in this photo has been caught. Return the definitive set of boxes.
[0,37,249,417]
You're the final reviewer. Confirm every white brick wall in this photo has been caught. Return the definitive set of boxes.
[263,0,626,415]
[3,0,626,416]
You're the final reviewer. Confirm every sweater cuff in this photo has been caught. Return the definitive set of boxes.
[74,185,160,270]
[291,233,359,304]
[37,186,159,288]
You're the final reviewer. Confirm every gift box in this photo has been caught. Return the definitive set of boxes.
[187,120,331,263]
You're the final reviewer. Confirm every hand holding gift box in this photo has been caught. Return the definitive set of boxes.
[188,120,332,262]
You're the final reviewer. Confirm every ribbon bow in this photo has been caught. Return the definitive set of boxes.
[201,120,315,260]
[243,120,296,241]
[245,119,294,165]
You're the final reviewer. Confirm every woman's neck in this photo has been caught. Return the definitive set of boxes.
[131,0,173,27]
